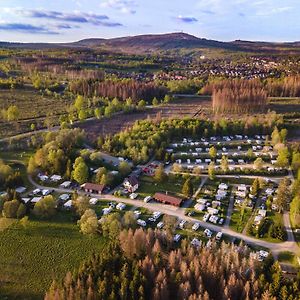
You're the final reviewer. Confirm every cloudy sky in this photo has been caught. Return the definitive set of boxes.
[0,0,299,43]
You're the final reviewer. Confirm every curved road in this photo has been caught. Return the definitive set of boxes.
[23,167,299,257]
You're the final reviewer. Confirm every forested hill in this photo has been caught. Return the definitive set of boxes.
[1,32,300,54]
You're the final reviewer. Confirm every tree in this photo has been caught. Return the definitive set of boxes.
[16,203,26,219]
[208,162,215,180]
[271,127,281,145]
[73,159,88,184]
[163,215,177,233]
[291,152,300,172]
[94,107,102,119]
[172,163,182,173]
[74,195,90,216]
[182,178,193,198]
[209,146,217,159]
[275,178,291,212]
[152,97,159,106]
[154,165,167,183]
[138,99,146,109]
[2,200,19,218]
[220,155,229,172]
[118,161,131,176]
[78,209,98,234]
[254,157,264,170]
[276,147,289,168]
[6,105,19,121]
[33,195,56,219]
[290,196,300,227]
[123,211,136,229]
[78,109,88,120]
[280,129,288,143]
[74,95,86,111]
[251,178,260,196]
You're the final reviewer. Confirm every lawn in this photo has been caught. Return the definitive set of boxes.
[0,212,106,300]
[137,175,201,198]
[230,207,253,233]
[278,251,297,264]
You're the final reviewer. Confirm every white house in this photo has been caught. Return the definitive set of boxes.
[50,175,62,182]
[194,203,206,211]
[60,181,71,188]
[123,176,139,193]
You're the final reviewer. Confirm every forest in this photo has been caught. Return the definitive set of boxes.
[45,228,299,300]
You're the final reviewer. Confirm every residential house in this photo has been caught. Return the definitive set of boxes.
[123,175,139,193]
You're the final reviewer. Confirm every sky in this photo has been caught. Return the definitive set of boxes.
[0,0,299,43]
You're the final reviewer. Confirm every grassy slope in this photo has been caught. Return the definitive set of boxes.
[0,213,106,300]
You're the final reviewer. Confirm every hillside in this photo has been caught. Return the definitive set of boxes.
[1,32,300,54]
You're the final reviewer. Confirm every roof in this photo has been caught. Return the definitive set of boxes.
[154,192,183,206]
[81,183,105,192]
[125,175,138,186]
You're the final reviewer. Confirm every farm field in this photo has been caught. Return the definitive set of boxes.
[0,213,106,300]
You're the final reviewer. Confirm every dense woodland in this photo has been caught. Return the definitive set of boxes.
[201,79,267,114]
[45,229,299,300]
[69,79,168,102]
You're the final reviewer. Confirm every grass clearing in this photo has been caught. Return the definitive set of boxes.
[0,212,106,300]
[137,175,201,199]
[230,207,253,233]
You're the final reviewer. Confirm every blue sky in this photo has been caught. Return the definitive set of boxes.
[0,0,299,42]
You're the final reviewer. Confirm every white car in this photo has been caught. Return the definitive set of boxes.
[192,222,200,231]
[216,232,223,240]
[144,196,152,203]
[173,234,181,242]
[179,220,187,229]
[157,221,164,229]
[137,219,146,227]
[204,228,212,238]
[203,213,210,222]
[130,193,138,199]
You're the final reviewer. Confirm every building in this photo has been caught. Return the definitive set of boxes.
[153,192,183,207]
[81,183,105,194]
[123,175,139,193]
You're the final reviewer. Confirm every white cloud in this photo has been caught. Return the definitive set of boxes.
[101,0,137,14]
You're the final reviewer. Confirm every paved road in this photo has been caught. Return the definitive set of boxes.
[166,170,291,184]
[23,170,299,257]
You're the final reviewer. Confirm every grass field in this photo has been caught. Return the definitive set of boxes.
[230,207,253,233]
[0,213,106,300]
[137,175,201,198]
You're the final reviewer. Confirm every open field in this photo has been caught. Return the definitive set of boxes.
[76,97,212,141]
[0,213,106,300]
[0,89,70,138]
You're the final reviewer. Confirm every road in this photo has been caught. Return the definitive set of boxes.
[24,169,299,257]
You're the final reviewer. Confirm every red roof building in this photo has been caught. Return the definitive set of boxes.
[153,192,183,207]
[81,183,105,194]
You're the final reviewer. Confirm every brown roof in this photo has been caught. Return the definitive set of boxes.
[81,183,105,192]
[154,192,183,206]
[125,175,139,186]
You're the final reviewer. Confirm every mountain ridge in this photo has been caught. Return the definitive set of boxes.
[1,32,300,54]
